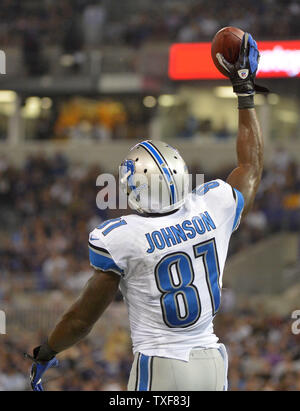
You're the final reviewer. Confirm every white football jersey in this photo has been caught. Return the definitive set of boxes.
[88,179,244,361]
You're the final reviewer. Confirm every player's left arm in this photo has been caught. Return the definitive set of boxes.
[47,269,120,353]
[27,270,120,390]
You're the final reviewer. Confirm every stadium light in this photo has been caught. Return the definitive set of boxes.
[158,95,179,107]
[41,97,53,110]
[214,86,266,105]
[22,97,41,118]
[277,110,299,123]
[267,93,280,105]
[143,96,157,108]
[214,87,235,98]
[0,90,16,103]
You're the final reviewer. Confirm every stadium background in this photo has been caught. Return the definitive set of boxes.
[1,0,300,391]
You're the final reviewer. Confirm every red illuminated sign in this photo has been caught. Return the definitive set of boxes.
[169,40,300,80]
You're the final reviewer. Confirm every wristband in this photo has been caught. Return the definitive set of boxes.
[33,341,58,362]
[238,95,255,110]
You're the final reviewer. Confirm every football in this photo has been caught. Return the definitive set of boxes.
[211,26,244,76]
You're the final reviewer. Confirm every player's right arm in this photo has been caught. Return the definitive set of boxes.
[216,32,265,216]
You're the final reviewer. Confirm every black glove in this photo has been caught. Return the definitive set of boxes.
[32,343,58,362]
[24,342,58,391]
[216,33,269,108]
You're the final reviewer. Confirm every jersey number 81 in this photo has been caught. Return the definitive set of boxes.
[154,239,221,328]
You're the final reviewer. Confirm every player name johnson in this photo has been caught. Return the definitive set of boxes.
[145,211,216,253]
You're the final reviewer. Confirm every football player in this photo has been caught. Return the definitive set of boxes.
[27,33,264,391]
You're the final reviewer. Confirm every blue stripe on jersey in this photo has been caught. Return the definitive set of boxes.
[102,219,127,236]
[97,218,122,230]
[140,141,176,205]
[89,247,123,275]
[232,188,244,231]
[138,354,150,391]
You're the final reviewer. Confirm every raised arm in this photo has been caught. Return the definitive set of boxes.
[226,108,263,214]
[216,32,266,215]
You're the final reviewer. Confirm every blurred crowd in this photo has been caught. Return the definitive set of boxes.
[52,97,149,141]
[1,0,299,48]
[0,146,300,391]
[1,0,299,75]
[1,0,300,393]
[0,153,108,296]
[29,96,151,141]
[0,146,299,295]
[217,305,300,391]
[0,310,133,391]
